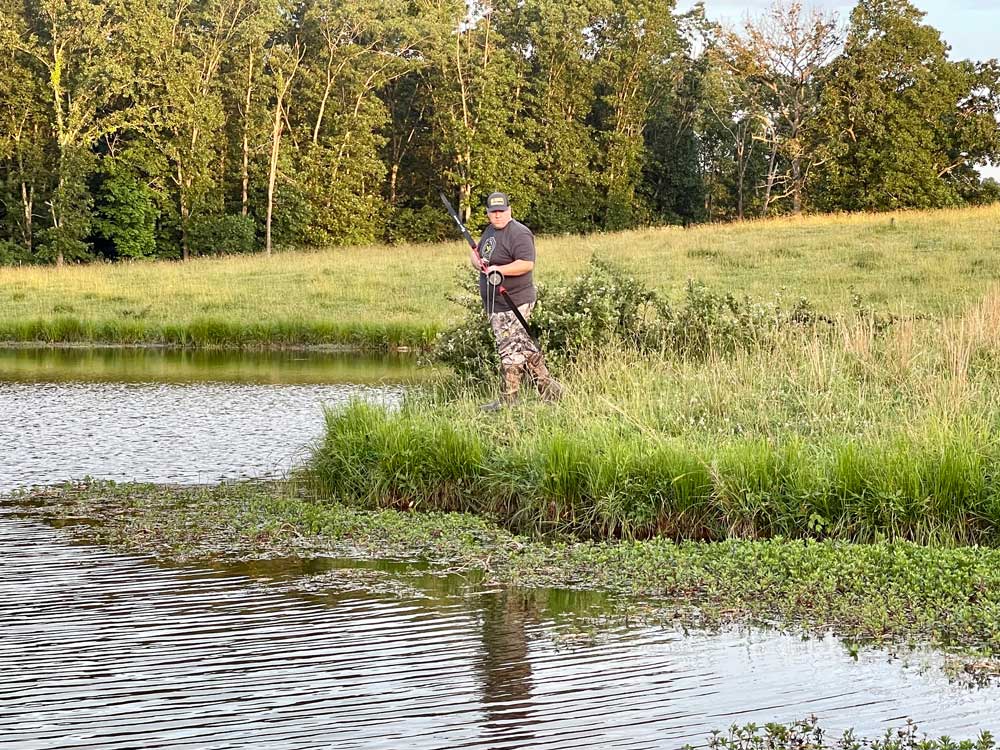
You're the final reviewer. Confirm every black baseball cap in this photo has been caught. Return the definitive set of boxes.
[486,192,510,212]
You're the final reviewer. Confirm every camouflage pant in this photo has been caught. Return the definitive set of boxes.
[489,303,539,368]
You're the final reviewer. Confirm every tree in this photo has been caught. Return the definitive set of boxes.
[515,0,604,233]
[0,45,48,256]
[813,0,1000,211]
[591,0,682,229]
[2,0,144,263]
[263,38,304,255]
[292,0,419,246]
[143,0,267,260]
[418,0,536,228]
[723,1,840,216]
[93,152,159,259]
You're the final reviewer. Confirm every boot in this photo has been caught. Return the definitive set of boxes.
[526,352,564,402]
[480,365,523,412]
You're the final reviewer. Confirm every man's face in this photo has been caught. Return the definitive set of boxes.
[488,207,512,229]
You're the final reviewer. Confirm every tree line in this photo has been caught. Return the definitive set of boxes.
[0,0,998,265]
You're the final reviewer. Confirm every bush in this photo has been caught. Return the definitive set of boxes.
[430,256,831,381]
[385,205,452,245]
[94,162,159,259]
[186,214,257,256]
[532,257,655,355]
[0,239,33,265]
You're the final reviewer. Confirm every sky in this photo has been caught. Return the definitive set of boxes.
[676,0,1000,180]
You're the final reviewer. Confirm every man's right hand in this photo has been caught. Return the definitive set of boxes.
[470,248,485,272]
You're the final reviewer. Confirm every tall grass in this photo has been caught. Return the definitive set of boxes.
[1,205,998,347]
[307,298,1000,545]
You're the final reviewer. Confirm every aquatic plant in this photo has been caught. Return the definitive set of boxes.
[690,716,995,750]
[20,481,1000,666]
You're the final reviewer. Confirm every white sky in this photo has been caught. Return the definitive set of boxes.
[677,0,1000,180]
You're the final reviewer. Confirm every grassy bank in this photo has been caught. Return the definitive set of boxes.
[15,481,1000,679]
[309,288,1000,545]
[0,205,997,348]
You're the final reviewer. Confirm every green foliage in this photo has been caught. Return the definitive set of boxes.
[811,0,1000,211]
[692,717,995,750]
[186,214,257,256]
[648,283,823,357]
[0,0,998,264]
[94,162,159,259]
[431,256,824,380]
[532,258,655,355]
[25,146,97,264]
[0,240,33,265]
[384,206,451,245]
[428,268,500,383]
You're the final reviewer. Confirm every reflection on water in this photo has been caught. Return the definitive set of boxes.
[2,513,999,750]
[0,345,429,384]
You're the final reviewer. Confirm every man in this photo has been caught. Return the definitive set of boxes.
[472,191,562,410]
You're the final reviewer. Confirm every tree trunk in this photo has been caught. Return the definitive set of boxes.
[791,156,802,215]
[16,137,33,253]
[265,97,283,256]
[265,47,303,256]
[735,127,748,221]
[242,47,254,217]
[389,162,399,205]
[178,164,190,261]
[762,137,779,217]
[53,169,64,266]
[21,181,33,253]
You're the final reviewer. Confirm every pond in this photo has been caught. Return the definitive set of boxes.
[0,346,414,490]
[2,347,999,748]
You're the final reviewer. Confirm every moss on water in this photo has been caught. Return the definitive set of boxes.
[12,480,1000,681]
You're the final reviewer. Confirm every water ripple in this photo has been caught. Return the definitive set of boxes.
[2,517,999,750]
[0,381,401,491]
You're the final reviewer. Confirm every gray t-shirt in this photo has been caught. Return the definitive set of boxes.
[477,219,537,313]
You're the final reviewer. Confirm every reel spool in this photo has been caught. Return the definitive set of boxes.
[485,268,504,287]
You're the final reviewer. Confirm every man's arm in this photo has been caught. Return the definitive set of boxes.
[488,258,534,277]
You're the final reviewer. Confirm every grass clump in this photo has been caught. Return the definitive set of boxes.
[690,717,994,750]
[308,399,1000,545]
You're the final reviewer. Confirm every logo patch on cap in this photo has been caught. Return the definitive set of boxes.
[489,196,506,207]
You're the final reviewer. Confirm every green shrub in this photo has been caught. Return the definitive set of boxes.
[186,214,257,256]
[431,256,831,380]
[94,162,159,259]
[0,239,33,265]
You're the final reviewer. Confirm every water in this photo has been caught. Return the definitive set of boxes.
[3,513,998,749]
[2,348,999,748]
[0,347,410,490]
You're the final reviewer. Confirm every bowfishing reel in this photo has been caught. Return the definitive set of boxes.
[485,268,504,287]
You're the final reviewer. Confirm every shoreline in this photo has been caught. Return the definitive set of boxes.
[0,340,422,353]
[8,479,999,686]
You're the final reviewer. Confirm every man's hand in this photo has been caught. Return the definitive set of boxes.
[470,248,485,272]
